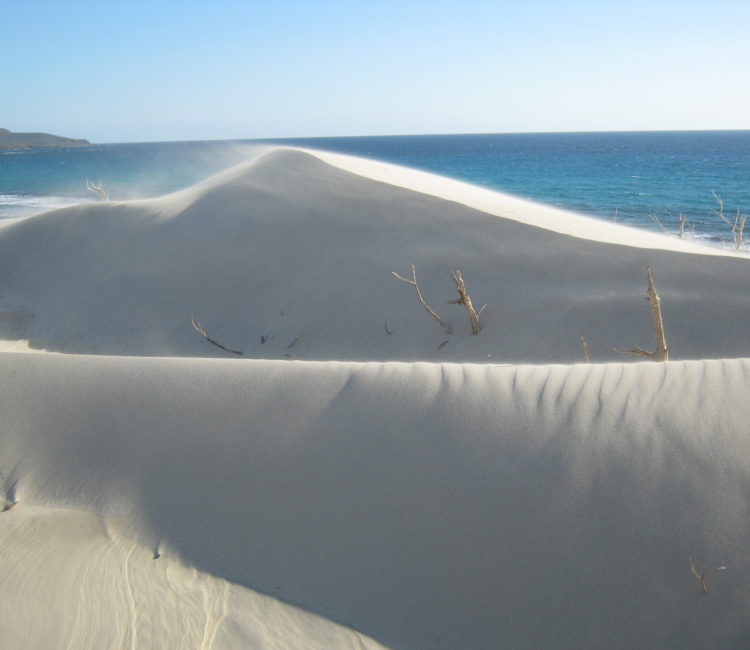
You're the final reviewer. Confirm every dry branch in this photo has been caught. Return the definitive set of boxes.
[712,190,747,250]
[651,212,669,234]
[689,556,726,593]
[651,212,687,239]
[448,270,486,335]
[286,332,306,349]
[86,177,109,201]
[736,211,747,250]
[580,336,589,363]
[1,500,19,512]
[191,317,243,355]
[392,265,452,334]
[614,267,668,361]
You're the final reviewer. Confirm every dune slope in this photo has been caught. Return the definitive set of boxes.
[2,353,750,649]
[0,149,748,362]
[0,505,384,649]
[2,148,750,649]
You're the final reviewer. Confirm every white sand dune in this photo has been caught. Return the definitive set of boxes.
[1,148,750,649]
[1,505,384,649]
[1,148,749,362]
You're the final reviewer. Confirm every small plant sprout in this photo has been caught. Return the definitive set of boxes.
[689,556,726,593]
[392,265,452,334]
[614,267,668,361]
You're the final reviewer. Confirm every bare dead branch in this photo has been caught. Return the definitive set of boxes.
[736,211,747,250]
[612,345,658,359]
[689,556,726,594]
[614,268,668,361]
[450,270,484,335]
[392,265,452,334]
[86,177,109,201]
[651,212,670,234]
[652,211,687,239]
[437,339,449,349]
[1,500,19,512]
[712,190,747,249]
[712,190,731,227]
[286,332,306,349]
[384,319,393,335]
[191,317,243,355]
[647,267,669,360]
[580,336,589,363]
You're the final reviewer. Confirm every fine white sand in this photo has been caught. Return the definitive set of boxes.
[1,148,749,649]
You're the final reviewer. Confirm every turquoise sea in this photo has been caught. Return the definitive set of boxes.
[1,131,748,245]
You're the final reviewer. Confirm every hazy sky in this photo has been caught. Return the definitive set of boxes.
[4,0,749,143]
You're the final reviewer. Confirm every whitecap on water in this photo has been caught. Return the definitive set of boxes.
[0,194,93,218]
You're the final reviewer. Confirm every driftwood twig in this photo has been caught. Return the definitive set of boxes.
[689,556,726,593]
[191,317,243,355]
[86,177,109,201]
[392,265,452,334]
[652,212,687,239]
[448,269,485,335]
[712,190,747,250]
[580,336,589,363]
[614,267,668,361]
[286,332,306,349]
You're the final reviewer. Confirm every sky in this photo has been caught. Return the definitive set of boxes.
[3,0,750,143]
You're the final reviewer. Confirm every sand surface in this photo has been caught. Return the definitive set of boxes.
[1,148,749,649]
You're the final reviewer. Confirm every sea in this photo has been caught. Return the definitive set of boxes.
[1,131,748,246]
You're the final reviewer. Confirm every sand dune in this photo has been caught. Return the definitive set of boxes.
[1,149,749,649]
[1,505,384,649]
[2,353,750,649]
[1,149,749,362]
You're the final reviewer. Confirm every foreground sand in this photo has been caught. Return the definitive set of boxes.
[1,149,749,649]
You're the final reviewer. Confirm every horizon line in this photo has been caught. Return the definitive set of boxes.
[91,127,750,146]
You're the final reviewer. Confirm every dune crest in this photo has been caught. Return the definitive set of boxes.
[2,353,750,648]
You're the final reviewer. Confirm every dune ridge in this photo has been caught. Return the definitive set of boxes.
[0,148,748,362]
[309,148,746,256]
[1,148,749,649]
[2,353,750,648]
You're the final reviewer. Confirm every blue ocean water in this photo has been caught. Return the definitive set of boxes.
[1,131,748,244]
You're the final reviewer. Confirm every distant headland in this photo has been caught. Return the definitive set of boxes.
[0,128,90,149]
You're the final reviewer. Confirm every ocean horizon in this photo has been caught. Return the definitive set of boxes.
[2,130,748,246]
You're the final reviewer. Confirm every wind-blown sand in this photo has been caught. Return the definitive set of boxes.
[1,148,749,649]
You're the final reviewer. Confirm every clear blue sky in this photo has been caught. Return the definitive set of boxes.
[4,0,749,143]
